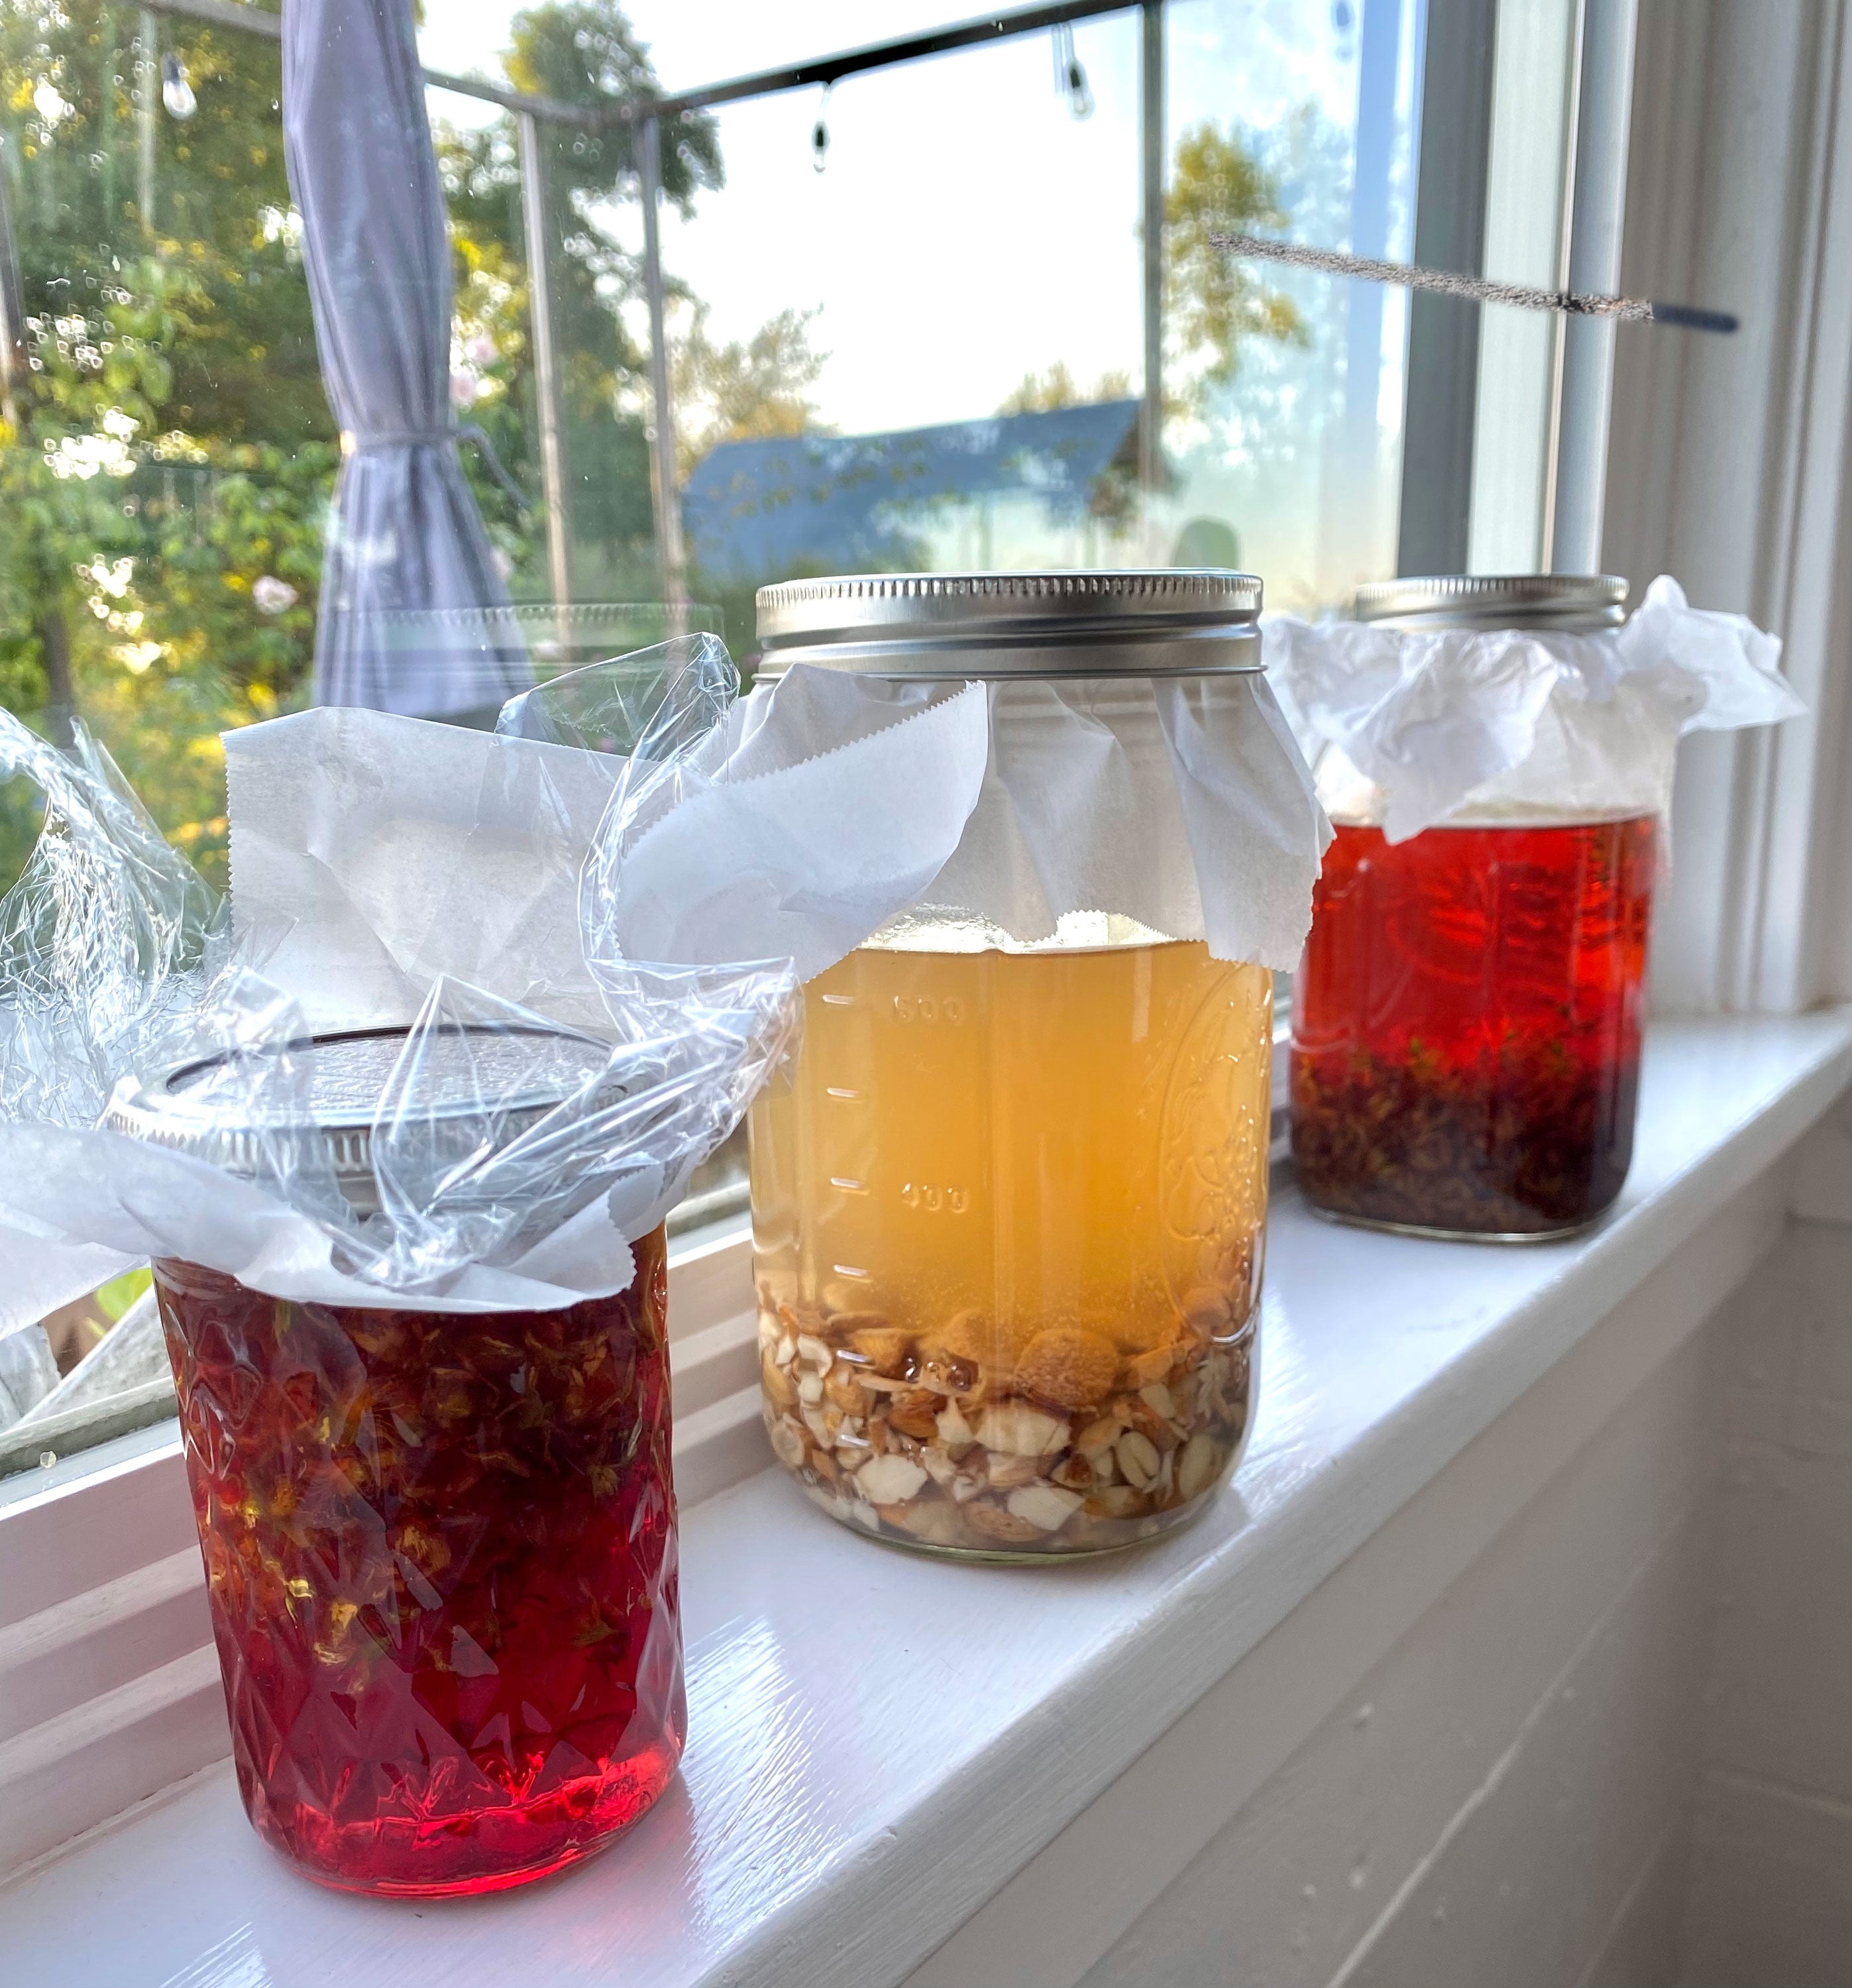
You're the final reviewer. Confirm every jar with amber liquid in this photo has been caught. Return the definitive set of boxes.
[746,573,1280,1559]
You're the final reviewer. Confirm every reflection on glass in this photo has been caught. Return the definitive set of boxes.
[1,1,1564,1490]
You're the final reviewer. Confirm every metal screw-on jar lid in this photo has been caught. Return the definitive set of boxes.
[754,569,1264,680]
[105,1023,618,1217]
[1351,573,1628,633]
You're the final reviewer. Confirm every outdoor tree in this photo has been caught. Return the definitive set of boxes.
[671,302,828,479]
[0,0,756,882]
[996,362,1134,414]
[435,0,724,571]
[1164,119,1305,415]
[0,1,329,881]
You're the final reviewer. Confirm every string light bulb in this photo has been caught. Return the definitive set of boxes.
[1052,23,1093,119]
[161,52,196,121]
[812,83,831,174]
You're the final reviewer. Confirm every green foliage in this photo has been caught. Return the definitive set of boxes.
[0,0,851,883]
[995,362,1135,415]
[1166,120,1306,410]
[0,2,327,885]
[673,302,827,477]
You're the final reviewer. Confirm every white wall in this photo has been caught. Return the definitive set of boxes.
[906,1100,1852,1988]
[1679,1093,1852,1988]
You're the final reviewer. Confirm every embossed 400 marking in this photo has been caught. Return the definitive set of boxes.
[900,1181,971,1213]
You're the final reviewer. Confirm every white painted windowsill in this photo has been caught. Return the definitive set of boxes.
[7,1009,1851,1988]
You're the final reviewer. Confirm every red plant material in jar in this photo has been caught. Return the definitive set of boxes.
[152,1226,681,1897]
[1291,818,1656,1235]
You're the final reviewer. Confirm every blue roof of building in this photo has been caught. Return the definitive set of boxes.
[681,399,1140,586]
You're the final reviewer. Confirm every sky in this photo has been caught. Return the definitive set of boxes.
[417,1,1373,437]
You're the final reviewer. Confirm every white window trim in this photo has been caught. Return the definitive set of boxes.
[4,1009,1847,1981]
[1604,0,1852,1014]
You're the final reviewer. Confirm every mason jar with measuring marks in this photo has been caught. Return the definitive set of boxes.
[746,573,1290,1560]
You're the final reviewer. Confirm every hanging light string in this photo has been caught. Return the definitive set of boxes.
[160,52,196,122]
[1213,231,1739,334]
[812,82,831,174]
[1052,22,1094,119]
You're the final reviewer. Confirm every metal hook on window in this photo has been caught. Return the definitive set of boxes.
[812,82,832,174]
[1052,23,1093,119]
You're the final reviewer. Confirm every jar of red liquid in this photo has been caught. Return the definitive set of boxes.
[107,1026,683,1896]
[1291,575,1656,1239]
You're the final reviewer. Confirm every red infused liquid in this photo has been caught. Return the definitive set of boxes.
[152,1227,682,1897]
[1291,818,1655,1235]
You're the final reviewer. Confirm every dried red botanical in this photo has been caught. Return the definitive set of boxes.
[1291,819,1655,1236]
[154,1227,681,1896]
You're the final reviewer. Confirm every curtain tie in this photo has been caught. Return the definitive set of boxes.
[339,423,532,519]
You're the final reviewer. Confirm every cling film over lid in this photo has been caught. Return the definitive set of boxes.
[0,649,801,1323]
[0,655,806,1893]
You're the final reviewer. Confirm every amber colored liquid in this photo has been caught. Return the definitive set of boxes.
[1291,819,1656,1234]
[153,1229,682,1897]
[751,940,1273,1357]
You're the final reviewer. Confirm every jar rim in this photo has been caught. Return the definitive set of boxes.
[1351,573,1629,632]
[105,1021,621,1212]
[754,569,1264,681]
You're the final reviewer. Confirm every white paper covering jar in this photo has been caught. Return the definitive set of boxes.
[728,573,1328,1560]
[1268,573,1804,1242]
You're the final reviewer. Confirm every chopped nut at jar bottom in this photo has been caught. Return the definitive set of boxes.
[847,1325,913,1374]
[984,1451,1044,1489]
[936,1402,973,1449]
[1013,1327,1120,1412]
[858,1453,929,1504]
[885,1499,967,1548]
[964,1502,1046,1545]
[974,1404,1069,1457]
[1116,1429,1162,1490]
[1007,1482,1085,1531]
[1176,1431,1223,1501]
[768,1416,806,1470]
[763,1306,1254,1555]
[762,1354,798,1411]
[885,1390,942,1441]
[1122,1341,1179,1389]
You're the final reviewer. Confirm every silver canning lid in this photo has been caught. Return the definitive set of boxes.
[1351,573,1629,632]
[754,569,1264,680]
[105,1022,618,1216]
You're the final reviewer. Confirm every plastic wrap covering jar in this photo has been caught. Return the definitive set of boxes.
[1291,575,1653,1241]
[106,1025,682,1897]
[747,574,1275,1561]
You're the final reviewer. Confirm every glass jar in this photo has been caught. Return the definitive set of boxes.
[1291,575,1655,1240]
[747,573,1275,1559]
[113,1028,682,1896]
